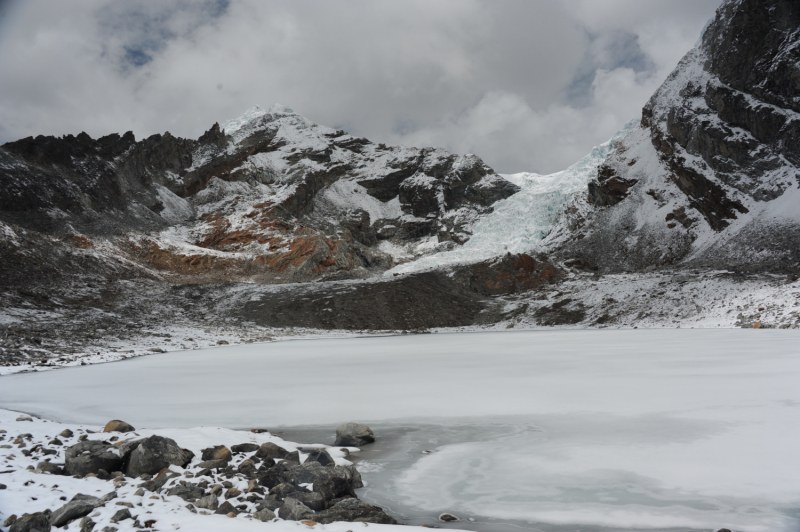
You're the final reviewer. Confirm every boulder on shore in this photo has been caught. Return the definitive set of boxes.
[231,443,259,453]
[314,498,397,525]
[285,461,363,500]
[125,435,194,477]
[255,442,289,460]
[200,445,231,462]
[103,420,135,433]
[65,441,123,476]
[334,423,375,447]
[305,449,335,467]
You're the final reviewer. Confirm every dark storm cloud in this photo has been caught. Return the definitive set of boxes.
[0,0,720,174]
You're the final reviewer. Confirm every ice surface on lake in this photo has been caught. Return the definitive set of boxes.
[388,123,634,274]
[1,330,798,532]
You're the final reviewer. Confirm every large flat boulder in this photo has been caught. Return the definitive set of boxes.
[124,435,193,477]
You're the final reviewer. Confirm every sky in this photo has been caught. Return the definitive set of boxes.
[0,0,720,174]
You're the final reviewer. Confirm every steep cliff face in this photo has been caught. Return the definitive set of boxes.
[0,105,518,283]
[563,0,800,273]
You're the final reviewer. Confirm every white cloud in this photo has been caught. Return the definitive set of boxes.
[0,0,720,173]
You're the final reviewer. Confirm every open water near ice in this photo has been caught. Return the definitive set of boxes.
[0,330,798,532]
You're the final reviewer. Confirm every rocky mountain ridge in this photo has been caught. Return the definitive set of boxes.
[560,0,800,274]
[0,104,518,284]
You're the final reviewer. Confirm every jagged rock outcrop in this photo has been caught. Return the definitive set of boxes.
[569,0,800,273]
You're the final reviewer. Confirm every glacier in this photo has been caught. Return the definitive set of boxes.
[388,121,635,275]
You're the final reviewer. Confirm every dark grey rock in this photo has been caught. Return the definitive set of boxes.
[59,429,73,438]
[440,513,459,522]
[109,509,131,523]
[281,451,300,463]
[65,440,123,476]
[285,461,363,501]
[231,443,259,453]
[314,498,397,525]
[139,467,180,492]
[304,449,334,467]
[166,481,205,501]
[269,482,307,500]
[9,512,51,532]
[214,501,238,516]
[257,499,282,512]
[287,491,327,511]
[124,435,193,477]
[258,462,294,488]
[50,494,101,527]
[334,423,375,447]
[254,442,289,460]
[279,497,315,521]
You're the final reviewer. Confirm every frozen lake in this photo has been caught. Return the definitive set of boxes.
[1,330,798,532]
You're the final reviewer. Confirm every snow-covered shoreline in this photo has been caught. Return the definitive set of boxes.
[0,409,437,531]
[2,269,798,377]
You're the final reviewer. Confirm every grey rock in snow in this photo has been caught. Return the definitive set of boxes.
[279,497,315,521]
[65,440,123,477]
[109,508,131,523]
[50,493,104,527]
[9,512,51,532]
[195,494,219,511]
[231,443,259,453]
[124,435,193,477]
